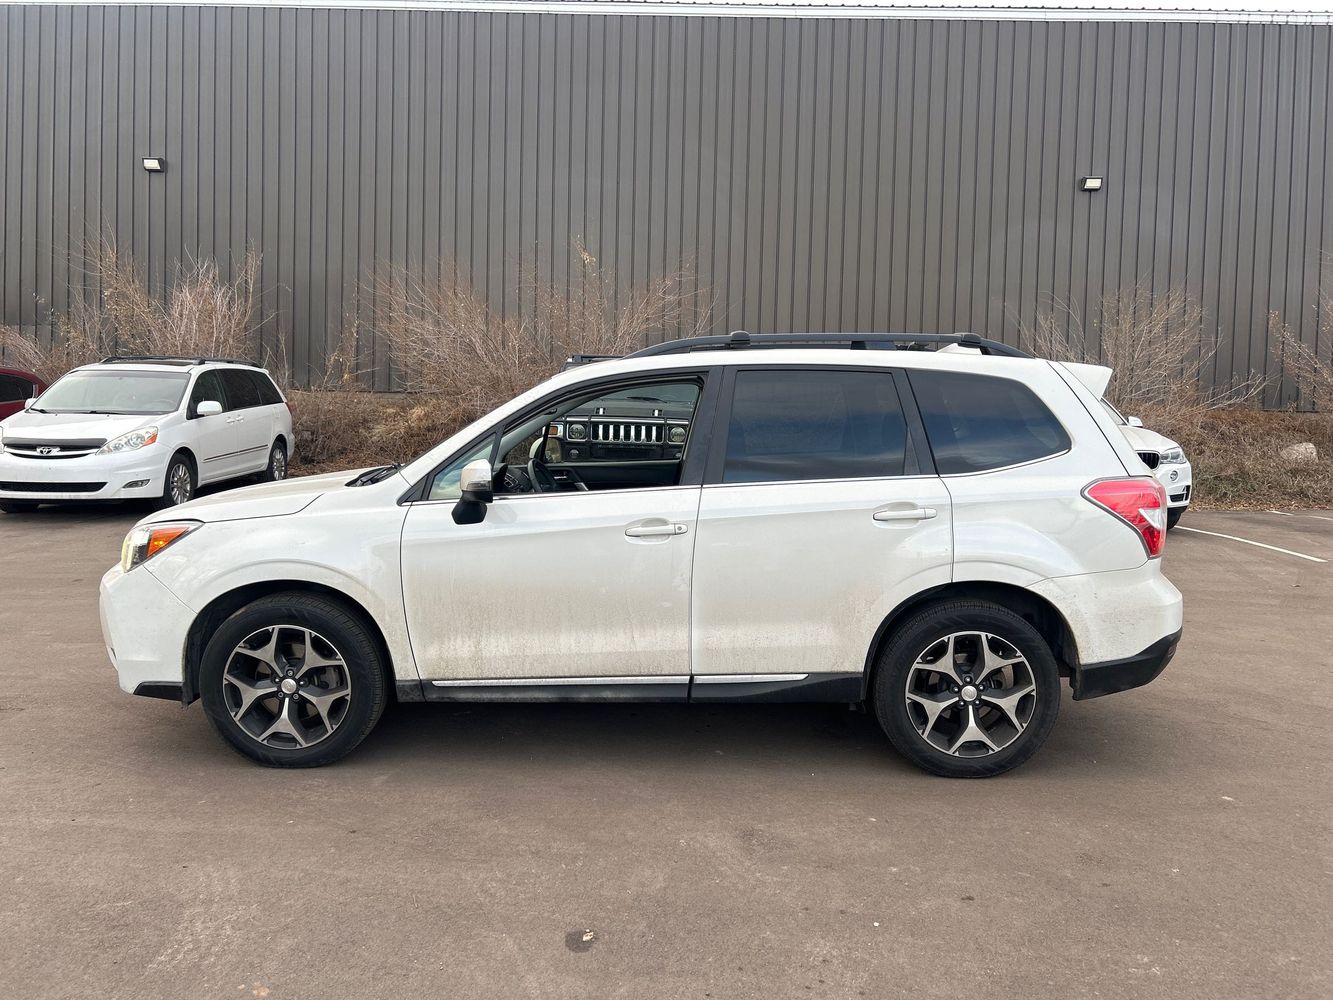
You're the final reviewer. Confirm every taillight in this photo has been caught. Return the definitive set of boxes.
[1083,478,1168,558]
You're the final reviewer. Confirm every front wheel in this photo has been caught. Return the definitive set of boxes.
[1166,506,1185,529]
[199,593,387,767]
[155,453,196,510]
[872,601,1062,778]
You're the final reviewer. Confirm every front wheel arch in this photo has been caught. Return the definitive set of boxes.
[183,581,396,705]
[863,582,1079,699]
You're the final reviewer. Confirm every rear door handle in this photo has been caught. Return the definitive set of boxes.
[872,507,937,522]
[625,521,689,538]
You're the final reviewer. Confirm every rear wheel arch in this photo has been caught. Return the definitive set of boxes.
[863,582,1079,698]
[183,581,396,705]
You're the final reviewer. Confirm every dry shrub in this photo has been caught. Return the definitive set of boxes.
[1019,284,1263,420]
[374,240,713,415]
[0,240,267,385]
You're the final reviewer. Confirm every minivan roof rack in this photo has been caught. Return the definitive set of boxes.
[98,355,260,367]
[625,331,1031,359]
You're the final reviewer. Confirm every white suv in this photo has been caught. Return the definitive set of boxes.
[98,333,1183,777]
[1102,402,1193,529]
[0,357,293,512]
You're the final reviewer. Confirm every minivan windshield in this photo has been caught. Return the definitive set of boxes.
[34,370,190,415]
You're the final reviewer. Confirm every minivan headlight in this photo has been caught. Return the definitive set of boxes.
[1159,447,1186,465]
[121,521,201,572]
[99,426,159,454]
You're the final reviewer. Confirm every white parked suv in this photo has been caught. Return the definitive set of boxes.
[0,357,293,512]
[1102,401,1193,529]
[98,333,1183,777]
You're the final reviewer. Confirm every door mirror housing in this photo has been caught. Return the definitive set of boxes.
[452,459,494,525]
[1126,415,1144,428]
[196,399,223,418]
[23,397,36,410]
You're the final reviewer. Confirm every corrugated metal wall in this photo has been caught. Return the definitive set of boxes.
[2,5,1330,402]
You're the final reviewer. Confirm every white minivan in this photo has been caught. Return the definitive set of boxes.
[99,333,1183,777]
[0,357,293,512]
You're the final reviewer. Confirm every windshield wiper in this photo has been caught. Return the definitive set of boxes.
[28,406,50,413]
[348,464,401,486]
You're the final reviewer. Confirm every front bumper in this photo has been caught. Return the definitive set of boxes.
[0,448,168,502]
[1155,460,1193,508]
[99,563,197,695]
[1072,628,1182,700]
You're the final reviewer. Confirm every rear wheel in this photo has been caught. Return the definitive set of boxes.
[1166,506,1185,529]
[0,501,39,514]
[199,593,387,767]
[261,440,288,482]
[872,601,1061,778]
[155,452,196,510]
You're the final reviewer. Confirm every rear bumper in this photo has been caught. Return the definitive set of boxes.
[1072,628,1182,700]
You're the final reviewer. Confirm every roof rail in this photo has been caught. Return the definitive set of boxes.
[98,355,260,367]
[560,353,623,371]
[626,331,1031,359]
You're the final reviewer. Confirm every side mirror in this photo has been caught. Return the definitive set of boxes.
[196,400,223,418]
[23,397,36,410]
[452,459,494,525]
[1127,415,1144,428]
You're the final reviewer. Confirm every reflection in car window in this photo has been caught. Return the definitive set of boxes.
[722,370,908,484]
[909,369,1071,474]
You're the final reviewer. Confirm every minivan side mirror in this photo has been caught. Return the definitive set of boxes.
[452,459,494,525]
[196,400,223,418]
[1126,415,1144,428]
[23,397,36,410]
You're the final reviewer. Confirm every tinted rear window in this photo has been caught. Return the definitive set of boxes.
[722,369,909,483]
[908,370,1070,474]
[249,371,284,406]
[219,369,261,409]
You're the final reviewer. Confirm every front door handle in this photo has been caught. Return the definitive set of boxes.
[872,506,937,522]
[625,521,689,538]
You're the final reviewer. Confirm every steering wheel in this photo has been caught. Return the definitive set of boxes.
[527,456,588,493]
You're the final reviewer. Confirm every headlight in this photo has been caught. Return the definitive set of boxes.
[98,426,159,455]
[668,425,688,444]
[1159,447,1186,465]
[566,423,587,441]
[121,520,201,572]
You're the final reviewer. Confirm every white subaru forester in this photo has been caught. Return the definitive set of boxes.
[99,333,1183,777]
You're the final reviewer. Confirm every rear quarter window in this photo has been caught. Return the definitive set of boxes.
[249,371,284,406]
[908,369,1071,474]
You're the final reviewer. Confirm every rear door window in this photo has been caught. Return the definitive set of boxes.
[249,371,284,406]
[219,369,261,410]
[720,369,910,484]
[908,369,1071,474]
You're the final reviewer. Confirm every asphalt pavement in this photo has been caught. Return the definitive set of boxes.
[1,504,1330,999]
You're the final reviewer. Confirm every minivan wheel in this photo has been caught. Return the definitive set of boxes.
[199,593,387,767]
[872,601,1061,778]
[155,453,196,510]
[262,440,287,482]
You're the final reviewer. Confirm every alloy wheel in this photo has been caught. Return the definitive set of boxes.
[903,631,1038,758]
[222,625,351,749]
[270,446,287,480]
[169,462,193,505]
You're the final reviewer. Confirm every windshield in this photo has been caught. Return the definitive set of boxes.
[35,370,190,415]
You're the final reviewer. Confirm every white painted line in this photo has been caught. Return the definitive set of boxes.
[1266,509,1293,516]
[1305,514,1333,522]
[1176,525,1328,563]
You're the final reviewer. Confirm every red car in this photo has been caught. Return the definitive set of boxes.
[0,366,46,421]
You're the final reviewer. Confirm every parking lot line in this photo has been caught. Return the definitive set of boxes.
[1176,525,1328,563]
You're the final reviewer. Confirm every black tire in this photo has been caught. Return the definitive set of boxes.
[872,601,1061,778]
[1166,506,1185,530]
[0,501,39,514]
[155,452,196,510]
[261,439,288,482]
[199,592,387,767]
